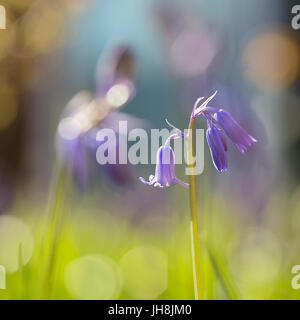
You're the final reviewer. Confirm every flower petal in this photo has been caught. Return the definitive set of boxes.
[139,176,156,185]
[214,109,257,154]
[206,125,228,172]
[174,178,190,189]
[154,182,163,188]
[139,145,189,189]
[218,128,228,152]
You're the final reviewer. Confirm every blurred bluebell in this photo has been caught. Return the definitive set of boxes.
[56,131,88,188]
[56,45,137,187]
[95,45,136,105]
[56,91,93,188]
[86,111,146,185]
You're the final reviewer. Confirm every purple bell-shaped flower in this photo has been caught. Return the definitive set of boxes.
[213,109,257,154]
[192,91,258,172]
[139,145,189,189]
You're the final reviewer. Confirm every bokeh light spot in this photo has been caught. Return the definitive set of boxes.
[170,29,217,77]
[22,5,64,55]
[0,215,34,273]
[106,84,130,108]
[120,245,168,299]
[58,117,82,141]
[0,8,16,60]
[243,30,300,90]
[230,228,282,298]
[64,255,122,300]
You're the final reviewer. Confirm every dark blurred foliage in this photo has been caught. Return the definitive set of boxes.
[0,1,86,210]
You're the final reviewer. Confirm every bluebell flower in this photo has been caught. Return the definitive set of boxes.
[140,120,189,189]
[139,145,189,189]
[206,122,227,172]
[56,133,88,188]
[192,91,258,172]
[213,109,257,154]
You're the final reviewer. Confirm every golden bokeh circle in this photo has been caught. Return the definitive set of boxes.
[243,29,300,90]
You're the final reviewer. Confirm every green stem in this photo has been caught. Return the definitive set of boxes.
[205,244,239,300]
[18,243,25,299]
[187,116,202,300]
[41,163,69,298]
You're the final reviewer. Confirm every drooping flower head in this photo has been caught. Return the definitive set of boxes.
[192,91,257,172]
[139,121,189,189]
[213,109,257,154]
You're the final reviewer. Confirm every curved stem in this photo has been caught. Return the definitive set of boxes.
[187,116,202,300]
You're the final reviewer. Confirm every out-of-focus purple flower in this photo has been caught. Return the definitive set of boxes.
[139,145,189,189]
[193,92,258,172]
[56,132,88,188]
[86,111,146,186]
[56,45,138,187]
[206,122,228,172]
[214,109,257,154]
[56,91,93,187]
[96,45,136,107]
